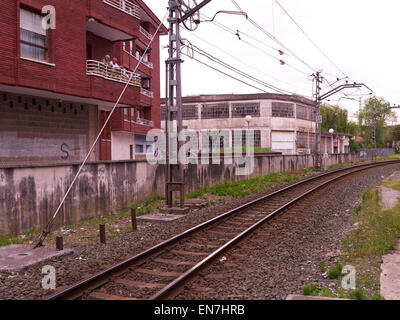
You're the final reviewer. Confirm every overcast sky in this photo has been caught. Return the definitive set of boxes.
[146,0,400,123]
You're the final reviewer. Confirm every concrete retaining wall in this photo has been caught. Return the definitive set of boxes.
[0,153,360,236]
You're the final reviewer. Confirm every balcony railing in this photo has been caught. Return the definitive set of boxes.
[136,117,154,127]
[86,60,141,87]
[135,55,153,69]
[103,0,141,20]
[140,26,152,41]
[141,88,154,98]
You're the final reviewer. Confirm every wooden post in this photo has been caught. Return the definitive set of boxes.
[99,224,106,244]
[56,236,63,251]
[131,208,137,231]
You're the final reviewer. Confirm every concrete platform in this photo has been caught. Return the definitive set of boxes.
[286,295,349,300]
[380,171,400,299]
[159,207,190,215]
[184,199,208,208]
[137,213,186,223]
[0,244,73,272]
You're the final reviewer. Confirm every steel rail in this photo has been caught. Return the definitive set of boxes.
[46,160,400,300]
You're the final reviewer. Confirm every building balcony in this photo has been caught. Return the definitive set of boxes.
[140,26,152,41]
[103,0,141,20]
[135,55,153,69]
[136,117,154,127]
[141,88,154,98]
[86,60,141,87]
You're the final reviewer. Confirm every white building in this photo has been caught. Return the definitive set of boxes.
[161,93,352,155]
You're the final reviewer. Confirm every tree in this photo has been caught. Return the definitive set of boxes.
[321,104,359,135]
[358,96,396,148]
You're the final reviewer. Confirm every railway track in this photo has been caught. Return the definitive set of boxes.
[46,160,400,300]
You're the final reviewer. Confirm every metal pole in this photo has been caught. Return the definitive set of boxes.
[372,101,376,161]
[166,0,184,209]
[314,71,322,170]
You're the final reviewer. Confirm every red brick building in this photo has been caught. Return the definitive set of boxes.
[0,0,166,165]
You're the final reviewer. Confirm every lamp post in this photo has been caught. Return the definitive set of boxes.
[329,128,334,154]
[245,115,252,130]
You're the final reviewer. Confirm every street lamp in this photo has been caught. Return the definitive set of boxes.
[329,128,334,154]
[245,115,252,130]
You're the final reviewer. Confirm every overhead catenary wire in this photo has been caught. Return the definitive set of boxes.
[33,10,169,248]
[272,0,349,80]
[182,29,311,94]
[181,52,271,94]
[198,12,311,77]
[230,0,318,74]
[184,40,309,96]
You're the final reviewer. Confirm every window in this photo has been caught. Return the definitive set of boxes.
[271,102,294,118]
[232,130,261,148]
[131,108,135,122]
[129,145,133,160]
[201,103,229,119]
[232,103,260,118]
[296,132,309,148]
[142,78,150,90]
[20,8,49,61]
[135,144,144,154]
[183,105,198,120]
[161,106,167,120]
[124,108,129,121]
[296,105,309,120]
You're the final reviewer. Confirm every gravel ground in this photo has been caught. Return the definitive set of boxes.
[176,164,399,300]
[0,164,395,300]
[0,170,320,300]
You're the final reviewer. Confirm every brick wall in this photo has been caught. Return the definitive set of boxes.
[0,0,147,107]
[0,91,97,165]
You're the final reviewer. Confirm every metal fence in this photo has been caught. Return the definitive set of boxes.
[359,148,394,160]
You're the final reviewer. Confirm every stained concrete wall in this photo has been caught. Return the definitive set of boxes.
[0,153,360,236]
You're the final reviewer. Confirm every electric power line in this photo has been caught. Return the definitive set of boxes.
[272,0,350,80]
[186,41,305,96]
[182,29,311,94]
[230,0,318,74]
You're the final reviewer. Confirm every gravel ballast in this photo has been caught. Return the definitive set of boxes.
[0,164,397,300]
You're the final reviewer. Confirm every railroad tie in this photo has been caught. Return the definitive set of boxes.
[115,279,165,289]
[88,292,138,300]
[135,268,182,277]
[154,258,194,266]
[170,249,209,257]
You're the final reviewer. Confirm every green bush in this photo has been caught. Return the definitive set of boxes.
[349,288,365,300]
[328,262,343,279]
[302,283,318,296]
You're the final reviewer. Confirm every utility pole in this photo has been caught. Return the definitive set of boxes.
[371,101,376,161]
[166,0,184,209]
[312,78,372,169]
[313,71,323,170]
[165,0,212,209]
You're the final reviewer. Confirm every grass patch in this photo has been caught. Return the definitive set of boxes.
[187,169,312,199]
[302,283,346,299]
[340,186,400,299]
[327,262,343,279]
[302,283,318,296]
[384,180,400,191]
[132,194,165,216]
[377,154,400,161]
[327,162,354,170]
